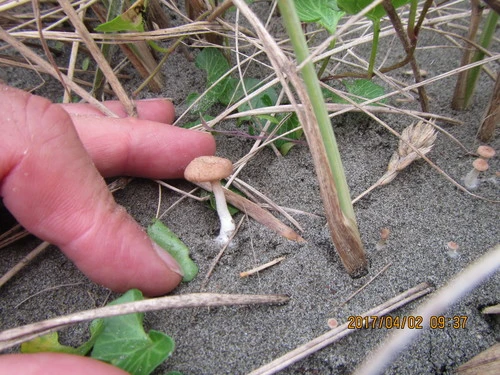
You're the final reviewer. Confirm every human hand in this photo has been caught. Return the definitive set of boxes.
[0,85,215,296]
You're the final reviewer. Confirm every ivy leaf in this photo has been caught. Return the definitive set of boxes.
[344,79,386,103]
[294,0,345,34]
[234,77,278,122]
[21,319,104,356]
[337,0,411,22]
[91,289,175,375]
[323,79,386,105]
[191,48,232,113]
[196,48,230,86]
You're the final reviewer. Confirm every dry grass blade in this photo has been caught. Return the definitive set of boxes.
[0,25,118,117]
[0,292,290,351]
[353,120,437,203]
[482,304,500,314]
[240,256,286,278]
[0,241,50,289]
[0,224,29,249]
[57,0,136,116]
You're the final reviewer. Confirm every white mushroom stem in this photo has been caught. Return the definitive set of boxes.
[211,181,235,245]
[463,158,489,190]
[463,168,481,190]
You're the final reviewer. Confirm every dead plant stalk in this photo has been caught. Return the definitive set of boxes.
[232,0,368,277]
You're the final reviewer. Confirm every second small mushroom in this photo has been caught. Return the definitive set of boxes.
[463,158,489,190]
[184,156,236,245]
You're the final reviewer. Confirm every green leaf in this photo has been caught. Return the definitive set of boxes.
[82,57,90,71]
[345,79,386,103]
[21,332,80,355]
[293,0,345,34]
[195,48,230,87]
[235,78,278,124]
[192,48,232,113]
[337,0,411,22]
[95,12,144,32]
[91,289,175,375]
[21,319,104,356]
[147,220,198,282]
[95,0,146,32]
[269,113,303,155]
[323,79,386,105]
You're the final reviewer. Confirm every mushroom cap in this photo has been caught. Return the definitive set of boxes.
[477,145,496,159]
[472,158,489,172]
[184,156,233,182]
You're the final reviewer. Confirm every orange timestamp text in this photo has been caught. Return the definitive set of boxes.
[347,315,468,329]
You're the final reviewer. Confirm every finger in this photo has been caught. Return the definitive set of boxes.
[71,115,216,178]
[0,86,182,295]
[61,99,175,124]
[0,353,128,375]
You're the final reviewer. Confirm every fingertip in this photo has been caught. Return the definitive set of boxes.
[63,209,183,297]
[136,99,175,124]
[0,353,129,375]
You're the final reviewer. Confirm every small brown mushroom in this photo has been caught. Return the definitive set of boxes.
[463,158,489,190]
[184,156,235,244]
[477,145,496,160]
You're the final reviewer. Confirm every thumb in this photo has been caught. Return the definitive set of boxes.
[0,86,182,296]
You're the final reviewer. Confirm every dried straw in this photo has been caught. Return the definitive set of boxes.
[353,120,437,203]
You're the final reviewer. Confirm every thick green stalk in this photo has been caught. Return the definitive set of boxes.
[278,0,356,223]
[464,10,499,107]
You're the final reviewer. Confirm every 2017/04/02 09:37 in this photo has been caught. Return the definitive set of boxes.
[347,315,468,329]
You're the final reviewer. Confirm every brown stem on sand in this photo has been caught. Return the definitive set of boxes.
[478,70,499,142]
[382,0,429,112]
[451,0,483,110]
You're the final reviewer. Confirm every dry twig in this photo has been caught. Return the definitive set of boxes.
[0,292,290,351]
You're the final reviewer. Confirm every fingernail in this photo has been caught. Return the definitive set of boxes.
[151,241,184,278]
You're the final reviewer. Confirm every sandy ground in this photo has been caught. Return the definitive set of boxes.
[1,2,499,374]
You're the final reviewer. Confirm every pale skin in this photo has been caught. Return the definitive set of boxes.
[0,84,216,374]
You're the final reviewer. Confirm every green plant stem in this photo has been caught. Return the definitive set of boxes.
[367,18,380,77]
[278,0,356,226]
[464,10,499,107]
[317,39,336,79]
[407,0,417,41]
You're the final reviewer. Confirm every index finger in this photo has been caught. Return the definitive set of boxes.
[61,99,175,124]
